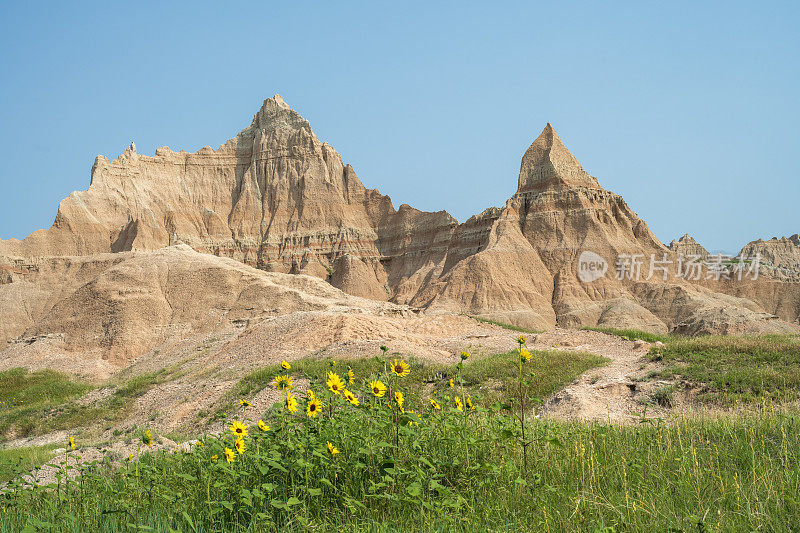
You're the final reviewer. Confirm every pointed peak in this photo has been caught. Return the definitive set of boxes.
[517,124,601,193]
[247,94,311,135]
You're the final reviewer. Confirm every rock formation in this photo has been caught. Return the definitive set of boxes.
[1,95,798,366]
[668,234,709,259]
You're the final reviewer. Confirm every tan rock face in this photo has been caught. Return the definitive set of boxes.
[1,95,798,346]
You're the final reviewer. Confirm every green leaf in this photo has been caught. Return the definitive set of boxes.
[182,511,195,531]
[406,482,422,497]
[307,487,322,496]
[286,497,302,506]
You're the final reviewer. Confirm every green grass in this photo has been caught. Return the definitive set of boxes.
[1,408,798,531]
[213,350,607,418]
[0,369,94,440]
[581,326,672,344]
[0,444,60,483]
[470,315,542,333]
[649,334,800,406]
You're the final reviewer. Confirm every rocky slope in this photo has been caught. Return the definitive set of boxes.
[1,95,798,364]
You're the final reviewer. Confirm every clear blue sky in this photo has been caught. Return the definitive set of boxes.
[1,1,797,253]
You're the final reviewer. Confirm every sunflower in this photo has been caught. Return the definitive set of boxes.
[239,399,252,407]
[430,398,441,410]
[348,366,355,385]
[519,347,532,362]
[461,350,470,360]
[144,429,154,448]
[281,360,291,371]
[390,359,410,377]
[343,389,359,406]
[449,379,454,388]
[466,396,474,410]
[69,436,75,451]
[230,421,249,438]
[273,374,294,391]
[370,380,387,397]
[285,391,299,414]
[235,438,246,455]
[128,453,134,462]
[517,334,527,345]
[258,419,270,432]
[327,372,345,394]
[211,454,218,462]
[454,396,464,412]
[394,391,405,412]
[306,396,323,418]
[327,441,339,456]
[224,448,235,463]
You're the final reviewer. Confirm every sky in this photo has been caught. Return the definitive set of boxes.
[0,1,798,253]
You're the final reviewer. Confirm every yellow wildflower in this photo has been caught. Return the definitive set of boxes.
[69,436,75,451]
[466,396,474,410]
[518,334,527,345]
[224,448,235,463]
[430,398,441,410]
[128,453,133,461]
[449,379,454,388]
[348,366,355,385]
[235,438,246,455]
[281,360,291,371]
[461,350,470,360]
[327,372,345,395]
[394,391,405,412]
[454,396,464,412]
[370,380,387,397]
[519,347,532,362]
[390,359,410,377]
[285,391,299,414]
[327,441,339,456]
[239,399,252,407]
[273,374,294,391]
[230,421,249,438]
[406,409,419,426]
[211,454,218,462]
[306,396,323,418]
[258,419,270,432]
[343,389,359,406]
[144,430,154,448]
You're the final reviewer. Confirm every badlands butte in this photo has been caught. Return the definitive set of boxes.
[1,94,799,385]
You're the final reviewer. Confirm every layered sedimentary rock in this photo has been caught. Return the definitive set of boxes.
[668,234,709,259]
[1,95,798,355]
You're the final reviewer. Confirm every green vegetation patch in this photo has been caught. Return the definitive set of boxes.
[214,349,607,418]
[470,315,542,333]
[1,406,798,530]
[0,444,60,483]
[581,326,672,344]
[0,369,94,440]
[649,335,800,405]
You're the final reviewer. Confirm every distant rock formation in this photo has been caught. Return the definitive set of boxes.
[1,94,798,358]
[668,234,709,259]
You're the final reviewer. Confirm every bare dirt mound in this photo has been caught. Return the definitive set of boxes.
[533,329,668,422]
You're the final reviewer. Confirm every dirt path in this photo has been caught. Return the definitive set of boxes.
[532,329,669,423]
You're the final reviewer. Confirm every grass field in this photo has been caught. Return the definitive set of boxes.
[1,407,798,531]
[649,334,800,406]
[2,335,800,531]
